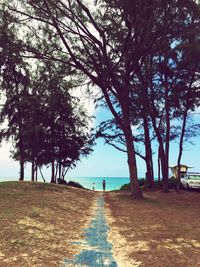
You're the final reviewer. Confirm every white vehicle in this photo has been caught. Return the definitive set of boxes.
[181,173,200,189]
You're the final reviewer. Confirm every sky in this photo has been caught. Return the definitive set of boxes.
[1,99,200,182]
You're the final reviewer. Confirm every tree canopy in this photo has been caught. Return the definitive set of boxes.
[0,7,94,182]
[0,0,200,197]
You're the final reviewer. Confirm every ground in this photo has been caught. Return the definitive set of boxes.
[105,190,200,267]
[0,181,96,267]
[0,182,200,267]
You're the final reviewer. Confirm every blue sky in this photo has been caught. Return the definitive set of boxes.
[68,117,200,178]
[0,105,200,181]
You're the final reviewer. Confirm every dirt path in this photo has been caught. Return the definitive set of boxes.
[63,193,117,266]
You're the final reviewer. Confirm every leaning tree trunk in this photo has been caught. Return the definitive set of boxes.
[177,107,188,191]
[101,86,143,199]
[148,104,169,192]
[157,146,161,189]
[149,144,154,187]
[150,120,169,192]
[141,87,155,189]
[159,147,169,192]
[143,114,155,189]
[124,124,143,199]
[144,52,170,193]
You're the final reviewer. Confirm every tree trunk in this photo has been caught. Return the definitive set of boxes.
[51,160,55,183]
[55,161,58,181]
[13,66,25,181]
[18,128,25,181]
[149,146,154,186]
[159,147,169,192]
[35,164,38,182]
[164,78,170,193]
[19,158,24,181]
[31,160,35,182]
[148,106,169,192]
[39,167,46,182]
[50,117,55,183]
[158,146,161,189]
[143,54,170,192]
[143,114,155,189]
[58,161,62,179]
[177,108,188,191]
[124,125,143,199]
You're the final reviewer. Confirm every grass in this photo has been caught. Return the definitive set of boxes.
[0,181,96,267]
[104,189,200,267]
[1,181,199,267]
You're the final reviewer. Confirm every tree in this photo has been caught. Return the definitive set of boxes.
[0,6,94,183]
[4,0,200,196]
[96,115,156,189]
[6,0,147,198]
[0,9,30,180]
[132,0,200,191]
[33,59,94,183]
[172,30,200,190]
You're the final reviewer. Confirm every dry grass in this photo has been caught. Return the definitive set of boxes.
[1,182,199,267]
[105,190,200,267]
[0,181,96,267]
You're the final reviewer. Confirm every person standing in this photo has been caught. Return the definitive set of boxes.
[102,179,106,191]
[92,182,95,190]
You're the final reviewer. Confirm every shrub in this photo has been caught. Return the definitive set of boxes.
[120,177,178,190]
[57,178,68,185]
[154,177,177,189]
[57,179,84,189]
[120,179,145,190]
[67,181,84,189]
[120,183,131,190]
[138,178,145,186]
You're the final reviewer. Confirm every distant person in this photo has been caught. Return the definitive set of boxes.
[102,179,106,191]
[92,183,95,190]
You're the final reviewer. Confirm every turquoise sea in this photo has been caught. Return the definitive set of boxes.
[0,176,131,191]
[66,177,130,191]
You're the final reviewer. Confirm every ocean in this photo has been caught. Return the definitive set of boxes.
[66,177,130,191]
[0,176,131,191]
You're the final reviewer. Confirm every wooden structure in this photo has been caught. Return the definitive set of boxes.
[169,165,192,179]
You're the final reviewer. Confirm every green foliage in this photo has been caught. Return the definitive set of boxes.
[67,181,84,189]
[120,183,131,190]
[120,177,178,190]
[120,178,146,190]
[0,5,94,182]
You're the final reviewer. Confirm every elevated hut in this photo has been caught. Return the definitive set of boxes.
[169,165,192,179]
